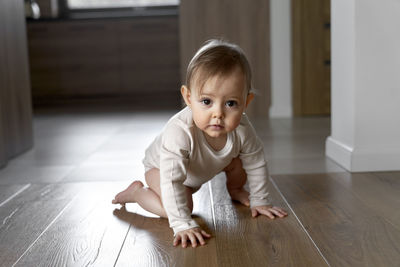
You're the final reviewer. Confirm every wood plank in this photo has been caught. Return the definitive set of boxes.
[115,181,218,267]
[0,183,79,266]
[188,181,218,267]
[328,172,400,230]
[114,207,179,267]
[14,182,131,266]
[0,184,30,207]
[272,173,400,266]
[211,173,327,267]
[371,171,400,191]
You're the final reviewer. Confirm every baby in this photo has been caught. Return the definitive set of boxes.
[112,39,287,248]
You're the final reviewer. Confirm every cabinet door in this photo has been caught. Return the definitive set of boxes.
[118,16,180,94]
[28,20,120,98]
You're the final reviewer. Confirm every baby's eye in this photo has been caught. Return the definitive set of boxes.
[226,100,238,107]
[201,99,211,105]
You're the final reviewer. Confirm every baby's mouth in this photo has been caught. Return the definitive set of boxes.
[209,124,224,130]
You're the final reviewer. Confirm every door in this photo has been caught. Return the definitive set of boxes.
[292,0,331,116]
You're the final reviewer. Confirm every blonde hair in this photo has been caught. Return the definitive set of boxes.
[186,39,252,94]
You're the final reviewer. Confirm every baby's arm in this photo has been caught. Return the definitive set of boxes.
[159,123,212,247]
[238,116,287,219]
[241,154,288,219]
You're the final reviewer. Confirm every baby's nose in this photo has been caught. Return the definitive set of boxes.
[212,106,224,119]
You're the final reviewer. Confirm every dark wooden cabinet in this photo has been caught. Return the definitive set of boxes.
[28,20,120,97]
[27,15,180,102]
[118,17,180,93]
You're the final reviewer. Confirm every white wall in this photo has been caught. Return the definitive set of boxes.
[326,0,356,170]
[327,0,400,172]
[269,0,292,118]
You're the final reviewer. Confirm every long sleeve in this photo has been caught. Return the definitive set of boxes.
[159,124,199,235]
[238,118,271,207]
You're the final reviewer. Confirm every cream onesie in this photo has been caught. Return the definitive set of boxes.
[143,106,270,235]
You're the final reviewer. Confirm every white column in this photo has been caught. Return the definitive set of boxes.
[269,0,292,118]
[326,0,400,172]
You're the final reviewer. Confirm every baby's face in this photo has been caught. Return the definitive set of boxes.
[188,66,249,141]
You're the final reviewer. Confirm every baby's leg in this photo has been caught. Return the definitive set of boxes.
[112,168,193,218]
[112,180,144,205]
[224,157,250,207]
[145,168,194,213]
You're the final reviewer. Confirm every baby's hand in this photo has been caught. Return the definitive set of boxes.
[173,227,212,248]
[251,205,288,219]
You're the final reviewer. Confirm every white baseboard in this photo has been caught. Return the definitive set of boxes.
[326,136,400,172]
[326,137,353,171]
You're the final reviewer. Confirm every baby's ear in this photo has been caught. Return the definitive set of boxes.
[245,92,255,108]
[181,86,192,106]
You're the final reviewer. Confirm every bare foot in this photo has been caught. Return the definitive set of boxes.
[229,188,250,207]
[112,180,144,205]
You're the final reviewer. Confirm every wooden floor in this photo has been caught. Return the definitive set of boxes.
[0,105,399,267]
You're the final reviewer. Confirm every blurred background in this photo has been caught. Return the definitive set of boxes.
[21,0,330,117]
[0,0,333,170]
[6,0,398,174]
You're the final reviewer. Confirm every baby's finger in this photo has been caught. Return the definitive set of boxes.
[188,233,198,247]
[259,209,275,219]
[270,208,286,218]
[272,206,288,216]
[173,235,181,247]
[274,208,288,217]
[181,235,188,248]
[251,208,258,217]
[194,232,206,246]
[201,230,212,238]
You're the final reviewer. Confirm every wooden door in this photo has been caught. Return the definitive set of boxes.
[292,0,331,116]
